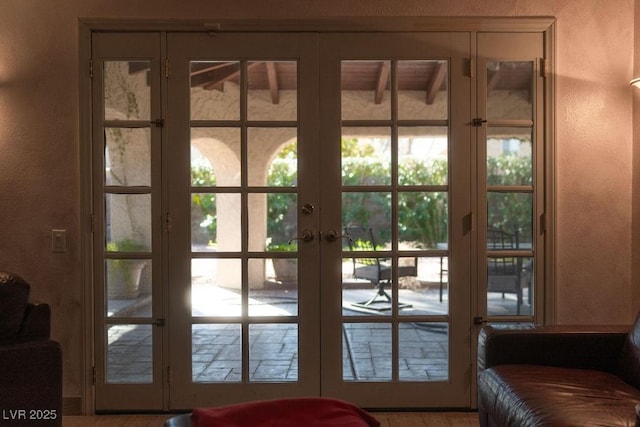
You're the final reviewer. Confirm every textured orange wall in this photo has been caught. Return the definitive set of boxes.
[552,2,634,324]
[633,0,640,327]
[0,0,636,401]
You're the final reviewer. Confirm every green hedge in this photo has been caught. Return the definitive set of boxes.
[192,150,532,249]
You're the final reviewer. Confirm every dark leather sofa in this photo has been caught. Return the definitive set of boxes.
[477,317,640,427]
[0,272,62,427]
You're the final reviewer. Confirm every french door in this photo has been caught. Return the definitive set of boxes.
[90,26,548,411]
[92,33,165,410]
[317,33,472,407]
[165,32,322,408]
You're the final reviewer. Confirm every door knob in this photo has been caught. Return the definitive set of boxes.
[301,203,314,215]
[288,229,315,244]
[325,230,353,243]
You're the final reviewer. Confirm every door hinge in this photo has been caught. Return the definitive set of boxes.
[165,58,170,78]
[89,59,93,79]
[541,58,549,78]
[540,212,546,233]
[167,366,172,385]
[164,213,172,232]
[464,211,474,234]
[468,57,474,79]
[90,213,95,233]
[150,119,164,128]
[472,117,487,127]
[154,318,166,327]
[92,366,96,385]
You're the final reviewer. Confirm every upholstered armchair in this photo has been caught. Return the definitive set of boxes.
[0,272,62,427]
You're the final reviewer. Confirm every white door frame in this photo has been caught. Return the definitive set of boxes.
[79,17,555,414]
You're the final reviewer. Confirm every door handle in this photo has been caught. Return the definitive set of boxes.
[473,316,487,325]
[288,229,315,244]
[325,230,353,243]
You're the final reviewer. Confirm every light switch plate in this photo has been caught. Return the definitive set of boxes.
[51,229,67,253]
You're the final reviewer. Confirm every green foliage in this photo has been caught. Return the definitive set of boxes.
[487,155,532,186]
[263,152,532,249]
[191,166,217,246]
[398,191,448,248]
[268,160,297,186]
[191,165,217,186]
[399,158,448,186]
[266,149,298,246]
[341,191,392,242]
[396,159,449,247]
[106,238,147,252]
[189,141,533,250]
[265,241,297,252]
[342,138,375,157]
[342,158,391,186]
[487,155,533,242]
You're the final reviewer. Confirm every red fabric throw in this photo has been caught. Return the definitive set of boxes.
[191,397,380,427]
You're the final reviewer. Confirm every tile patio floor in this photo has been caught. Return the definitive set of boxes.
[106,285,529,384]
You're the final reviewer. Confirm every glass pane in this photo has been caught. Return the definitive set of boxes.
[106,259,151,317]
[248,193,297,253]
[106,324,152,383]
[248,61,297,121]
[192,324,241,383]
[192,193,241,252]
[104,61,150,121]
[105,128,150,187]
[398,127,448,186]
[487,127,532,186]
[399,322,449,381]
[487,193,533,247]
[264,257,298,288]
[192,258,242,317]
[398,256,449,314]
[342,61,391,120]
[342,323,391,381]
[191,128,241,187]
[342,192,391,242]
[190,61,240,121]
[249,324,298,382]
[487,257,533,316]
[267,141,297,188]
[487,60,533,121]
[341,129,391,186]
[249,258,297,317]
[398,192,448,249]
[343,223,390,251]
[105,194,151,251]
[248,128,297,186]
[398,60,448,120]
[341,256,394,316]
[397,257,449,317]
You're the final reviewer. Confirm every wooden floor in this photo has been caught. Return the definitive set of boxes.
[63,412,479,426]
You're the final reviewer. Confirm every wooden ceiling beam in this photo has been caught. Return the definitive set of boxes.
[374,62,390,104]
[487,68,502,94]
[190,62,241,90]
[128,62,150,74]
[192,62,262,91]
[265,62,279,104]
[426,62,447,105]
[191,62,237,77]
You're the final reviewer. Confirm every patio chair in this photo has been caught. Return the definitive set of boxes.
[487,227,526,314]
[344,225,415,311]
